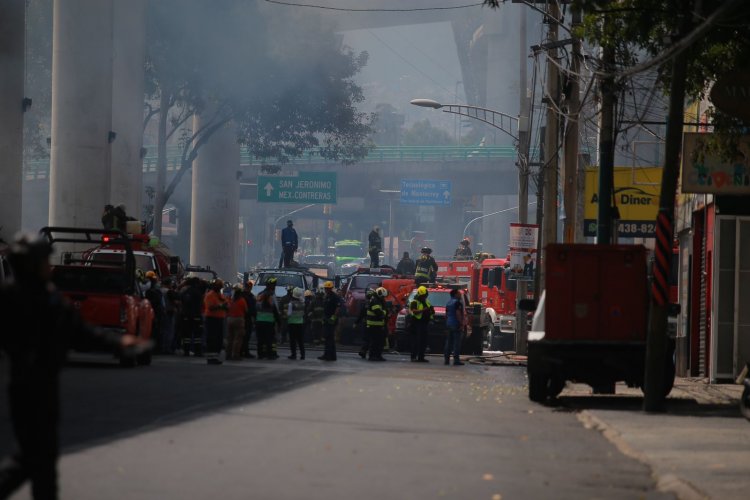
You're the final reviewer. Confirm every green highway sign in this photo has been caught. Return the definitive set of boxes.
[257,171,337,204]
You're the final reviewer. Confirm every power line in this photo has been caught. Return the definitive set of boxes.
[264,0,484,12]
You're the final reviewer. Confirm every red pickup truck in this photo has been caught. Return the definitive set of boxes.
[42,227,154,367]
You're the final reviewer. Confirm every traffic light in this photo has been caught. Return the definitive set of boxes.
[246,239,253,246]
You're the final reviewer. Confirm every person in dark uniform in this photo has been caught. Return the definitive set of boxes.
[0,235,147,500]
[318,281,341,361]
[414,247,438,285]
[241,280,257,358]
[179,276,205,356]
[453,238,473,259]
[409,285,434,362]
[366,287,389,361]
[255,278,280,359]
[368,225,382,268]
[280,220,298,268]
[396,251,415,275]
[355,289,375,359]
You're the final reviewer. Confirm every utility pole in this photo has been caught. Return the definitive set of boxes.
[562,7,581,243]
[540,1,560,292]
[596,21,616,245]
[643,7,692,413]
[516,4,529,355]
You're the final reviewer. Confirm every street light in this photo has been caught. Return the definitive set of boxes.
[379,189,400,266]
[411,97,532,355]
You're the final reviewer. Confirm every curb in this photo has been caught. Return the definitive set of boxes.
[577,410,710,500]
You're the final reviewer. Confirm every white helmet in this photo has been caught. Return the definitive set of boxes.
[292,287,304,300]
[376,287,388,298]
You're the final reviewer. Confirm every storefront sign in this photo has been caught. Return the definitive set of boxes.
[584,166,662,237]
[682,132,750,195]
[709,70,750,121]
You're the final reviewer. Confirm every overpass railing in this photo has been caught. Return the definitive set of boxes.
[24,145,518,180]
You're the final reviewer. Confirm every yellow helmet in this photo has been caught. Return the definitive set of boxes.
[323,281,334,289]
[145,270,158,279]
[417,286,428,296]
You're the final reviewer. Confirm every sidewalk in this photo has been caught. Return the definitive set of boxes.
[561,378,749,500]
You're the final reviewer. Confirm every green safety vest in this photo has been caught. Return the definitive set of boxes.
[415,257,434,279]
[288,300,305,325]
[257,293,277,323]
[409,298,432,320]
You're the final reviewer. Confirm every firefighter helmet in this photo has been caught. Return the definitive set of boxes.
[266,277,278,286]
[416,286,428,296]
[376,287,388,298]
[323,281,334,289]
[421,247,432,254]
[145,270,158,279]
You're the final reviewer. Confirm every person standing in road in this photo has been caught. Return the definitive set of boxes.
[287,288,307,360]
[356,289,375,359]
[144,271,164,352]
[179,277,205,356]
[396,251,415,275]
[309,289,325,345]
[0,235,149,500]
[241,280,257,358]
[256,278,280,359]
[368,225,382,268]
[319,281,341,361]
[226,285,248,361]
[414,247,438,285]
[203,279,229,365]
[280,220,298,268]
[367,287,389,361]
[278,285,294,345]
[409,285,434,362]
[444,289,465,366]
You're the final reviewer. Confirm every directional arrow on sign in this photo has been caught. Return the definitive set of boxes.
[264,182,274,197]
[443,190,450,200]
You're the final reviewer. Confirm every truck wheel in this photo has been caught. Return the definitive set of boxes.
[528,369,549,403]
[548,376,566,398]
[137,351,152,366]
[119,353,137,368]
[741,385,750,421]
[663,356,676,397]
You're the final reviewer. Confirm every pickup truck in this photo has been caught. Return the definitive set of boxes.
[395,283,490,355]
[42,227,154,367]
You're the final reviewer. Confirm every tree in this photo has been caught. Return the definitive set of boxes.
[402,119,454,146]
[145,0,374,237]
[370,103,405,146]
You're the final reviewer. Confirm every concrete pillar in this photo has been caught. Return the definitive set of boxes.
[0,0,25,240]
[49,0,114,228]
[484,4,520,146]
[110,0,146,219]
[190,115,240,282]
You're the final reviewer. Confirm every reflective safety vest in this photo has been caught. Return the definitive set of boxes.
[415,256,435,279]
[409,298,433,320]
[288,299,306,325]
[257,293,278,323]
[366,298,386,327]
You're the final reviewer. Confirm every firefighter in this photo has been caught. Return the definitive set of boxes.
[179,276,204,356]
[303,289,314,344]
[256,278,280,359]
[368,225,382,268]
[318,281,341,361]
[409,285,434,362]
[356,289,376,358]
[203,279,229,365]
[309,289,325,345]
[454,238,473,259]
[0,235,148,499]
[367,287,389,361]
[414,247,438,285]
[226,285,248,361]
[287,287,307,360]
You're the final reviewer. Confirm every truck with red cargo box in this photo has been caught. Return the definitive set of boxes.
[523,244,675,402]
[42,227,155,367]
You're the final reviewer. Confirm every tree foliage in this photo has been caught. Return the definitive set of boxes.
[402,119,454,146]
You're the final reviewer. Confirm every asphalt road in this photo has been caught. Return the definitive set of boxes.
[1,350,671,499]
